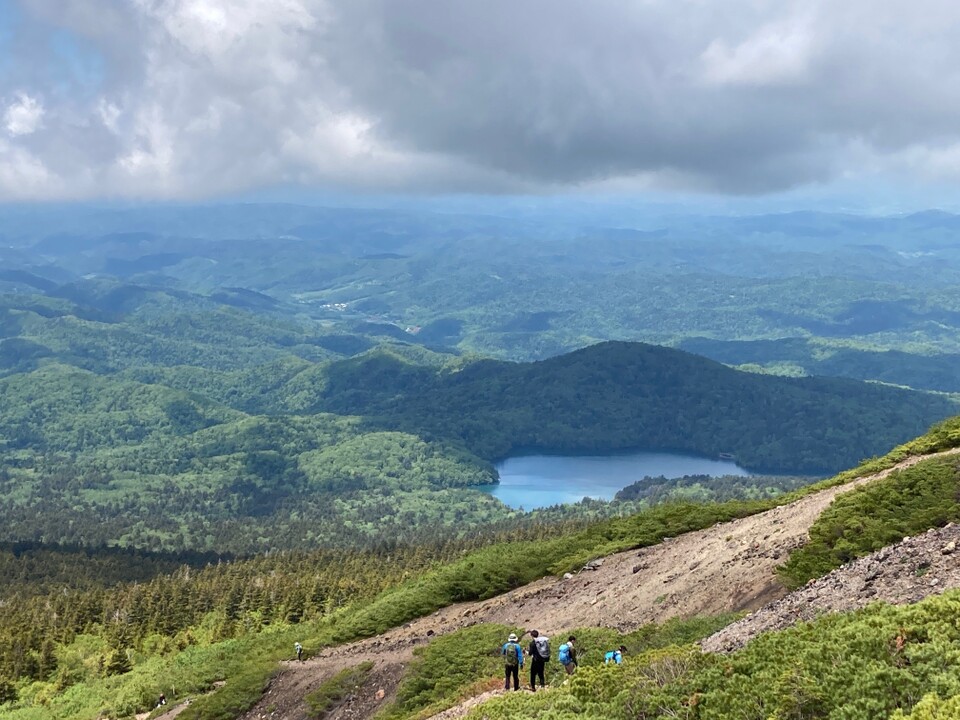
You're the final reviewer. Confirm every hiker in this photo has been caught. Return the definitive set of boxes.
[501,633,524,691]
[528,629,550,691]
[294,641,303,662]
[604,645,627,664]
[558,636,577,675]
[156,693,166,708]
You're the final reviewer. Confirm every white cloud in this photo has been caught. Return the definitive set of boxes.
[0,139,58,197]
[4,93,45,136]
[116,103,175,180]
[135,0,321,79]
[701,20,815,87]
[8,0,960,200]
[97,99,122,134]
[887,142,960,183]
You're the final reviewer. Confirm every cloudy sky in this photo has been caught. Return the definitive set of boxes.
[2,0,960,204]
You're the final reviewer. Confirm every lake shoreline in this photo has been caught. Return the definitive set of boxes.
[479,450,755,510]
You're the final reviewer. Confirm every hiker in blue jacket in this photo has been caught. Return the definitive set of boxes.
[501,633,525,690]
[604,645,627,664]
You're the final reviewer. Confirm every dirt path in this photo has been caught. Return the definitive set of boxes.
[238,448,960,720]
[421,688,510,720]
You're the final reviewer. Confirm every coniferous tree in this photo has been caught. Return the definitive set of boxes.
[37,638,57,680]
[104,645,130,677]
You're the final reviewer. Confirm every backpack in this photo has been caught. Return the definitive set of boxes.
[534,637,550,660]
[504,642,520,667]
[558,643,572,665]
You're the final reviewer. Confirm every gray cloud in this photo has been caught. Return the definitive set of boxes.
[3,0,960,199]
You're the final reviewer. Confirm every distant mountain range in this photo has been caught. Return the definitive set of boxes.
[4,203,960,391]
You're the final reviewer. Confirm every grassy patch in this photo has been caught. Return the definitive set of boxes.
[378,625,515,720]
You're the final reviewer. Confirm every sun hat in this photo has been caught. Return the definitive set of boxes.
[508,633,518,642]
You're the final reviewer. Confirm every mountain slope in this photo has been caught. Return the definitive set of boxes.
[230,446,960,720]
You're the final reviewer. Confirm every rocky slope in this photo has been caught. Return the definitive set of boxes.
[702,522,960,653]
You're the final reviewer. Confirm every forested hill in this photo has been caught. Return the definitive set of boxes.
[299,341,958,473]
[1,287,957,553]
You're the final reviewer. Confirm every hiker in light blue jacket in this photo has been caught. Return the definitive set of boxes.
[604,645,627,664]
[558,635,577,675]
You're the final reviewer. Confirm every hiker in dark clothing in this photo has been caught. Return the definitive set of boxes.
[501,633,524,690]
[528,629,549,691]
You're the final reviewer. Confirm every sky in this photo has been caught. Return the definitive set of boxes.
[3,0,960,209]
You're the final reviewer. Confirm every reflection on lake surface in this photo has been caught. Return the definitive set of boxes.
[480,451,751,510]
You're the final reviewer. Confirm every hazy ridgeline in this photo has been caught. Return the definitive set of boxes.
[5,205,960,389]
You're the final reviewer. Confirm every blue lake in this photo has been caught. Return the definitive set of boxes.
[480,451,752,509]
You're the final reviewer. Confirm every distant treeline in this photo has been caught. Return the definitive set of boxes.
[614,473,817,504]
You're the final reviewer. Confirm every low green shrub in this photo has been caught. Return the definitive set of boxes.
[379,625,515,720]
[892,693,960,719]
[378,615,736,720]
[175,659,277,720]
[466,590,960,720]
[779,455,960,588]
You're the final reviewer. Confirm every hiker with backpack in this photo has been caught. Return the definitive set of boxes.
[294,642,303,662]
[501,633,525,690]
[528,630,550,692]
[604,645,627,664]
[558,635,578,675]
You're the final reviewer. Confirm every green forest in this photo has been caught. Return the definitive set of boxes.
[0,330,953,554]
[3,206,960,560]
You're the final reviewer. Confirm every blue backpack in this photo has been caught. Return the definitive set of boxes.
[558,643,572,665]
